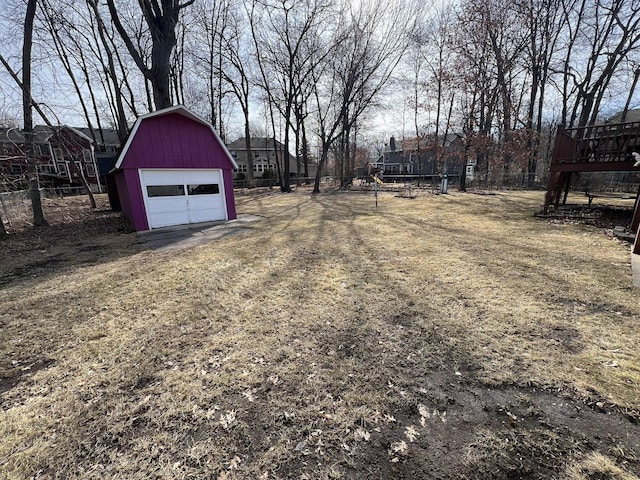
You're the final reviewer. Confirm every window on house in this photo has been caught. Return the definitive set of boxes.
[188,184,219,195]
[53,148,64,162]
[57,163,67,176]
[36,144,49,157]
[86,164,96,176]
[10,164,23,174]
[146,185,185,197]
[82,149,92,162]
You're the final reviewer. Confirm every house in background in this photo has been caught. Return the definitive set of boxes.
[606,108,640,124]
[372,135,465,180]
[110,105,237,232]
[226,137,317,179]
[0,125,102,191]
[76,127,122,188]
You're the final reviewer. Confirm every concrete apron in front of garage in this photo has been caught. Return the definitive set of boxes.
[137,214,264,251]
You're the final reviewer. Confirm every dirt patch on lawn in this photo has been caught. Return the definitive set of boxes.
[334,375,640,479]
[0,194,136,286]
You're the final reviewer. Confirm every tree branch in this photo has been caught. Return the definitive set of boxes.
[105,0,151,78]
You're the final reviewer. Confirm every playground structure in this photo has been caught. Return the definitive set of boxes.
[544,120,640,286]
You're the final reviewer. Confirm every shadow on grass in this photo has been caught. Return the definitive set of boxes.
[0,211,138,288]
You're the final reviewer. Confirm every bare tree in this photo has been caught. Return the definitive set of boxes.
[249,0,331,192]
[216,2,257,187]
[86,0,132,143]
[39,1,97,140]
[518,0,564,186]
[23,0,47,226]
[311,0,412,193]
[559,0,640,128]
[105,0,195,110]
[415,2,457,179]
[190,1,233,138]
[0,54,100,210]
[453,0,531,186]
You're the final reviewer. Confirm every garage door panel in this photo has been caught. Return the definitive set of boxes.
[187,195,218,210]
[188,207,225,224]
[146,196,188,213]
[182,170,221,184]
[148,210,190,228]
[142,170,185,185]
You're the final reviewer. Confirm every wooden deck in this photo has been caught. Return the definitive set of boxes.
[545,122,640,212]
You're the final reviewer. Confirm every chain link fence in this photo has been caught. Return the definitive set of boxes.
[0,187,88,229]
[0,190,32,229]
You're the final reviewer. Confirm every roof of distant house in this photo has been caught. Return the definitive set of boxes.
[0,125,92,145]
[227,137,289,151]
[606,108,640,124]
[383,134,462,154]
[0,127,51,144]
[75,127,122,146]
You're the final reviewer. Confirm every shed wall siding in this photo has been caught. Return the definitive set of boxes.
[114,172,132,223]
[121,114,233,170]
[223,169,237,220]
[124,168,149,231]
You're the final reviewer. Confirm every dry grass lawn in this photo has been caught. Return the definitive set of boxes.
[0,189,639,479]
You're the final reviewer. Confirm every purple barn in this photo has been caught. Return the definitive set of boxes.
[111,105,237,232]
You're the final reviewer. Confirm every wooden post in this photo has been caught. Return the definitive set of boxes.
[631,184,640,288]
[562,172,573,206]
[631,184,640,233]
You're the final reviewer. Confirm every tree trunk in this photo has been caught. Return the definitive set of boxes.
[69,160,97,209]
[150,37,174,109]
[244,118,255,188]
[105,0,195,111]
[313,149,327,194]
[23,0,46,227]
[302,120,310,184]
[459,138,469,192]
[281,101,292,193]
[295,114,301,186]
[0,213,6,239]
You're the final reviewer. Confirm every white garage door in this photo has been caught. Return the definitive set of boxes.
[139,169,226,229]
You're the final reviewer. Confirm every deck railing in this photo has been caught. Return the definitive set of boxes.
[552,121,640,166]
